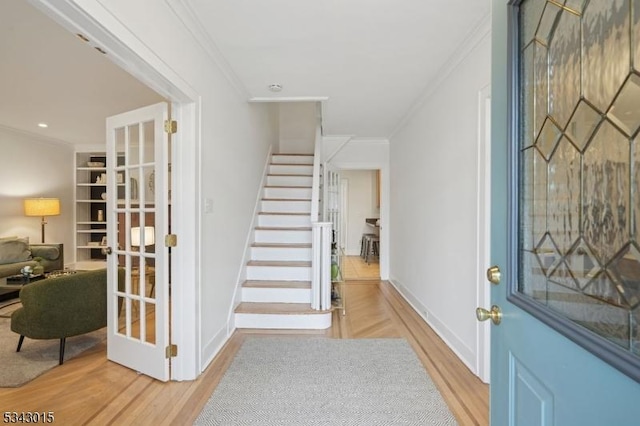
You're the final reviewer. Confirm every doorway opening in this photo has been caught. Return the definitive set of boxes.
[337,169,381,281]
[28,0,200,380]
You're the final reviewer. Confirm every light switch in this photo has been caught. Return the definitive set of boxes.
[203,198,213,213]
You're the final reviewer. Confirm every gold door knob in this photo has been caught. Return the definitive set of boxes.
[476,305,502,325]
[486,265,501,284]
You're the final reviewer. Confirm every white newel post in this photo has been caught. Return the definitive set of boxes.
[311,222,332,311]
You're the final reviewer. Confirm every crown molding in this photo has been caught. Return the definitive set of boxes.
[389,12,492,139]
[0,124,74,147]
[166,0,251,100]
[249,96,329,103]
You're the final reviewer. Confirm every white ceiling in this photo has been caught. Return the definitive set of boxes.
[186,0,491,138]
[0,1,164,146]
[0,0,490,145]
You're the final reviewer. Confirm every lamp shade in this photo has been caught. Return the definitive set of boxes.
[131,226,155,247]
[24,198,60,217]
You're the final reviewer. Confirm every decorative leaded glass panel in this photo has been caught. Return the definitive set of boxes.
[547,136,580,255]
[549,3,580,129]
[608,74,640,137]
[633,0,640,73]
[582,121,629,265]
[521,0,546,47]
[563,0,586,14]
[522,43,535,148]
[635,133,640,241]
[582,0,630,114]
[566,100,602,151]
[534,41,549,137]
[536,2,562,46]
[518,0,640,373]
[633,307,640,355]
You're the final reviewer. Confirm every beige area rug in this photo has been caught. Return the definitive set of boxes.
[0,300,107,387]
[195,337,457,425]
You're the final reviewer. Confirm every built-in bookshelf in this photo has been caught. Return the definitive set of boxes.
[75,152,124,266]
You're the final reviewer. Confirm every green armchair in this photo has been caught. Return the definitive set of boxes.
[10,268,125,365]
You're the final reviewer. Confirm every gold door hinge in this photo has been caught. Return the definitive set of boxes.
[165,234,177,247]
[165,344,178,358]
[164,119,177,134]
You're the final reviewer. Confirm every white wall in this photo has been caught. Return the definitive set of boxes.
[278,102,316,153]
[0,127,74,264]
[55,0,279,376]
[389,27,491,373]
[341,170,379,255]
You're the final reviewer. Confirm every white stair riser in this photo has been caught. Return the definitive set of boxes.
[258,214,311,227]
[255,230,312,244]
[272,155,314,165]
[269,164,313,175]
[242,287,311,303]
[264,187,312,199]
[267,175,313,187]
[251,246,312,261]
[235,312,332,329]
[262,200,311,213]
[246,266,312,281]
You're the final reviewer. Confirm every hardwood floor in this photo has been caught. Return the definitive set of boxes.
[0,281,489,425]
[341,255,380,280]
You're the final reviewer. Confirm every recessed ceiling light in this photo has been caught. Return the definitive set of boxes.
[268,84,283,92]
[37,123,48,128]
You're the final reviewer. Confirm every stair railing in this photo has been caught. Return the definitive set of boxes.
[310,105,332,311]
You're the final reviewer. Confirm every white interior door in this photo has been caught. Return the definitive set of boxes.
[105,102,170,381]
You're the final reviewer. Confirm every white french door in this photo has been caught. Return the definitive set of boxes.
[105,102,170,381]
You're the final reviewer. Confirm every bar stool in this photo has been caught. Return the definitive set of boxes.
[366,236,379,264]
[360,233,376,259]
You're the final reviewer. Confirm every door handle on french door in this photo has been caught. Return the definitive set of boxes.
[486,265,501,284]
[476,305,502,325]
[101,246,113,255]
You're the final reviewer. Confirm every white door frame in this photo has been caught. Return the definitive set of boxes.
[30,0,201,380]
[330,163,389,280]
[476,84,491,383]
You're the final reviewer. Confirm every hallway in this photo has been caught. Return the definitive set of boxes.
[0,281,488,425]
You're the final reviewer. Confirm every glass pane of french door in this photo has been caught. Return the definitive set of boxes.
[114,120,157,345]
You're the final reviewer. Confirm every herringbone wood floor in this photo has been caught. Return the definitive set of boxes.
[0,281,489,425]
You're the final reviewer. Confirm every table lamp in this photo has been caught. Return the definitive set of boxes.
[131,226,155,248]
[24,198,60,243]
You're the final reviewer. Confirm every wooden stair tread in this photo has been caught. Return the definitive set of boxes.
[267,174,313,177]
[264,185,312,189]
[259,212,310,216]
[251,243,311,248]
[255,226,312,231]
[243,280,311,289]
[247,260,311,267]
[273,153,314,156]
[270,163,314,166]
[235,302,329,315]
[262,198,311,201]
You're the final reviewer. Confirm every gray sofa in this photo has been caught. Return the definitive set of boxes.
[0,237,64,300]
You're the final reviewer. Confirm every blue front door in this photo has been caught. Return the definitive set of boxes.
[490,1,640,424]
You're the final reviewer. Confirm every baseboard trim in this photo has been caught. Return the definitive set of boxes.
[201,324,232,373]
[388,277,477,376]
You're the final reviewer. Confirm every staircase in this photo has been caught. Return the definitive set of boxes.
[234,153,332,329]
